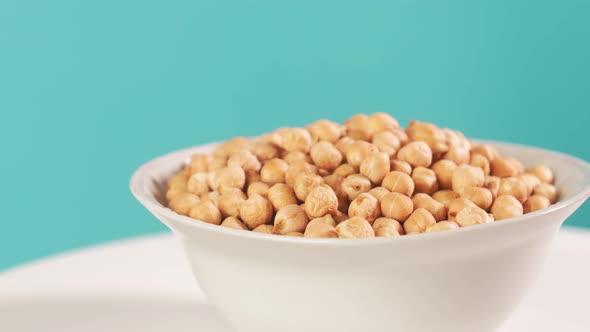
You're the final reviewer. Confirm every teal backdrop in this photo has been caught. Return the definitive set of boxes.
[1,1,589,270]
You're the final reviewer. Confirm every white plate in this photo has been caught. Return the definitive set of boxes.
[1,229,589,332]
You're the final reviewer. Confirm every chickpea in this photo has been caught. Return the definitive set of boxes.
[406,121,447,153]
[391,128,409,145]
[484,175,501,199]
[335,217,375,238]
[304,221,339,238]
[524,195,551,213]
[348,193,381,224]
[245,170,261,186]
[431,159,457,190]
[412,167,439,195]
[360,152,390,184]
[447,198,477,221]
[469,154,491,175]
[227,150,262,173]
[491,195,524,220]
[247,182,270,198]
[372,131,401,157]
[201,191,221,207]
[189,200,222,225]
[335,136,355,156]
[403,208,436,234]
[443,129,471,150]
[239,194,274,229]
[373,217,404,237]
[250,141,280,162]
[218,188,247,217]
[443,144,470,165]
[277,128,312,153]
[169,192,200,216]
[341,174,372,200]
[252,224,275,234]
[306,119,343,143]
[491,157,524,177]
[260,158,289,185]
[332,210,349,224]
[285,160,318,187]
[455,206,493,227]
[318,168,330,177]
[346,141,378,167]
[282,151,312,164]
[382,171,414,197]
[432,190,460,207]
[519,173,541,195]
[167,171,189,190]
[368,187,390,203]
[381,192,414,221]
[397,141,433,168]
[267,183,298,211]
[187,173,210,195]
[286,232,304,237]
[460,187,493,211]
[208,156,228,171]
[498,177,529,203]
[310,141,343,171]
[304,185,339,218]
[528,165,554,184]
[308,214,337,227]
[213,137,250,158]
[411,193,447,221]
[294,172,324,201]
[425,220,459,233]
[334,163,357,177]
[220,216,248,230]
[274,204,309,235]
[367,112,400,136]
[166,187,186,202]
[188,154,211,174]
[344,114,369,141]
[533,183,558,203]
[390,160,412,175]
[452,165,484,192]
[208,165,246,192]
[471,144,498,162]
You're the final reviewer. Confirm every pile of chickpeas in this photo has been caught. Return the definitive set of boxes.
[164,114,558,238]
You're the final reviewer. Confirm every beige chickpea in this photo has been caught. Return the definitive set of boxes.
[431,159,457,190]
[277,128,312,153]
[471,144,498,162]
[274,204,310,235]
[306,119,343,143]
[220,216,248,230]
[245,170,261,186]
[335,136,355,156]
[403,208,436,234]
[334,163,357,177]
[425,220,459,233]
[484,175,501,199]
[218,188,247,217]
[373,217,404,237]
[491,157,524,177]
[212,137,250,158]
[460,187,493,211]
[411,193,447,221]
[341,174,372,201]
[208,165,246,192]
[469,154,491,175]
[524,195,551,213]
[201,191,221,207]
[381,192,414,222]
[247,182,270,198]
[519,173,541,195]
[455,206,493,227]
[432,190,460,207]
[252,224,275,234]
[372,131,401,157]
[360,152,390,184]
[332,210,349,224]
[308,214,337,227]
[188,154,211,175]
[285,160,318,187]
[367,112,400,136]
[187,173,210,196]
[412,167,439,195]
[346,141,378,167]
[391,128,409,145]
[447,198,477,221]
[250,141,280,162]
[239,194,274,229]
[335,217,375,238]
[293,172,324,201]
[498,177,529,203]
[382,171,414,197]
[286,232,304,237]
[227,150,262,174]
[368,187,390,203]
[443,129,470,150]
[260,158,289,185]
[166,187,186,202]
[267,183,298,211]
[304,185,339,218]
[528,165,554,184]
[533,183,558,203]
[189,200,222,225]
[208,156,228,171]
[343,114,370,141]
[168,192,200,216]
[397,141,433,168]
[390,160,412,175]
[491,195,524,220]
[442,144,470,165]
[348,193,381,224]
[282,151,312,164]
[310,141,343,171]
[304,221,339,238]
[452,165,484,192]
[167,171,189,190]
[406,121,447,153]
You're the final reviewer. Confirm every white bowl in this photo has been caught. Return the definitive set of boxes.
[131,141,590,332]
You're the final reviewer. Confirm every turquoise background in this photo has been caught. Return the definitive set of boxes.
[1,1,589,270]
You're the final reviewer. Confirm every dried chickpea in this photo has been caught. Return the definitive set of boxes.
[218,188,247,217]
[336,217,375,238]
[247,182,270,198]
[411,193,447,221]
[274,204,309,234]
[189,200,222,225]
[188,154,211,174]
[201,191,221,207]
[167,171,189,190]
[333,210,348,224]
[220,216,248,230]
[341,174,372,201]
[165,187,186,202]
[285,160,318,187]
[397,141,433,168]
[533,183,558,203]
[373,217,404,237]
[455,206,493,227]
[169,193,200,216]
[346,141,378,167]
[524,195,551,213]
[208,156,228,171]
[239,194,274,229]
[245,170,261,186]
[308,214,337,227]
[286,232,304,237]
[187,173,209,195]
[250,141,279,162]
[443,144,470,165]
[390,160,412,175]
[293,172,324,201]
[406,121,447,153]
[432,190,460,207]
[491,157,524,178]
[310,141,343,171]
[282,151,312,164]
[335,136,355,156]
[344,114,369,141]
[304,185,339,218]
[334,163,357,177]
[260,158,289,185]
[452,165,485,192]
[382,171,414,197]
[367,112,400,136]
[360,152,390,184]
[518,173,541,196]
[252,224,275,234]
[318,168,330,177]
[491,195,523,220]
[484,175,501,199]
[306,119,343,143]
[528,165,554,184]
[469,154,491,175]
[372,131,401,157]
[412,167,439,195]
[381,192,414,222]
[348,193,381,224]
[425,220,459,233]
[471,144,498,162]
[447,198,477,221]
[460,187,493,211]
[498,177,529,203]
[227,150,262,173]
[208,165,246,192]
[277,128,312,153]
[267,183,298,211]
[431,159,457,190]
[403,208,436,234]
[368,187,390,203]
[304,221,339,238]
[391,128,409,145]
[212,137,250,158]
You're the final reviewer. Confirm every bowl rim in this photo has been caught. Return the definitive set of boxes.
[130,140,590,246]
